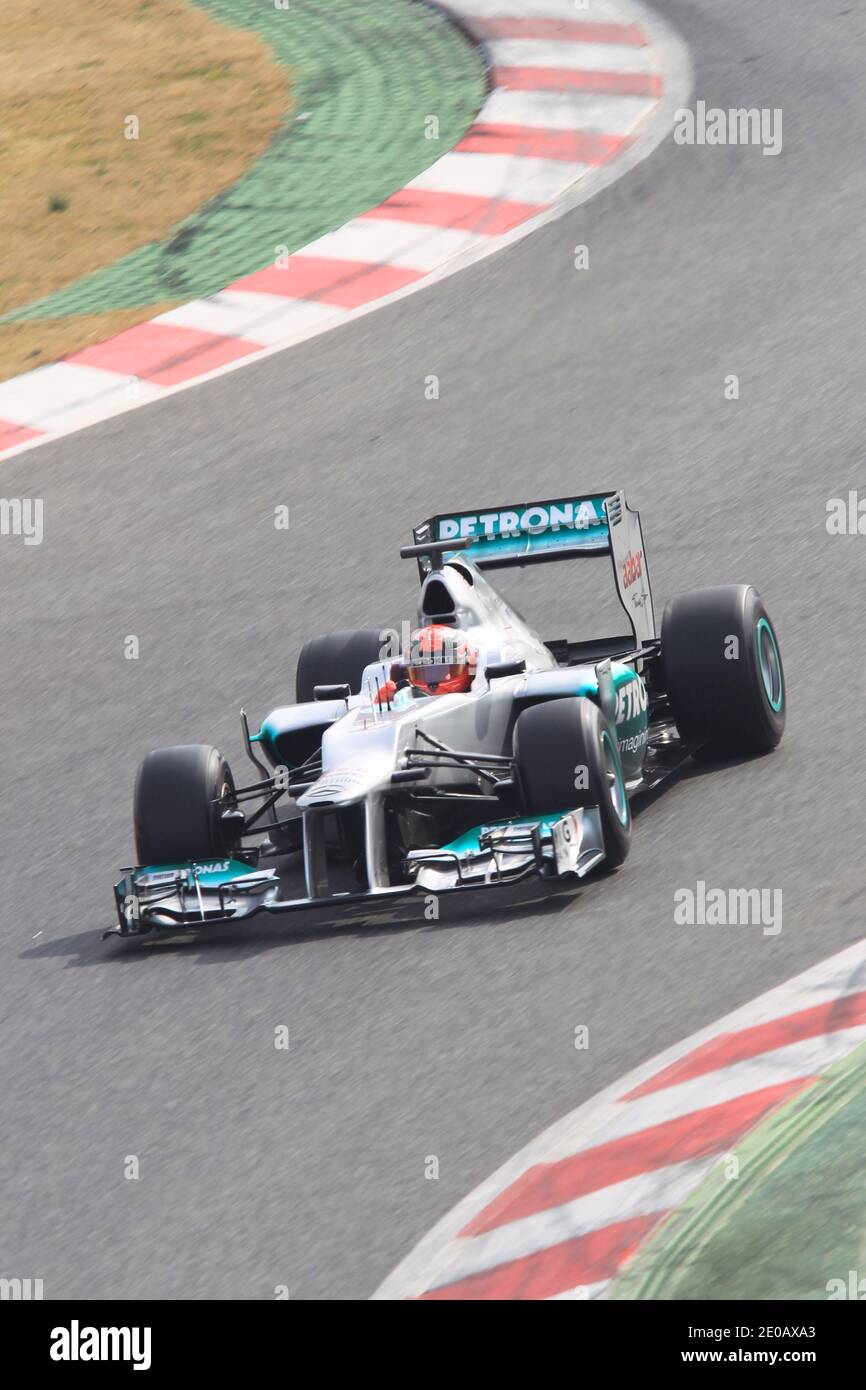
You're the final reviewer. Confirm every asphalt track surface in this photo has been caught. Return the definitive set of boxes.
[1,0,864,1300]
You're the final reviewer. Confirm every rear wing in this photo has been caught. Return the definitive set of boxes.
[411,489,655,645]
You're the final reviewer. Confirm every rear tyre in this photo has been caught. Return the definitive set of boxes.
[661,585,785,759]
[513,697,631,867]
[134,744,238,864]
[296,628,387,703]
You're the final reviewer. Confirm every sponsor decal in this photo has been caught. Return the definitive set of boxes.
[615,678,648,723]
[136,861,239,886]
[619,728,649,755]
[437,499,604,542]
[306,768,369,797]
[135,868,182,888]
[319,769,367,786]
[552,811,584,874]
[621,548,643,589]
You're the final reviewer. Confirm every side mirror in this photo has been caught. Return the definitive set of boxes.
[485,659,526,680]
[313,683,350,701]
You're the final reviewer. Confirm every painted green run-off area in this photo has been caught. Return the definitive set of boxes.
[5,0,486,321]
[609,1041,866,1301]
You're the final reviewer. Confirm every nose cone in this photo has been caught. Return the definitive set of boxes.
[296,765,384,808]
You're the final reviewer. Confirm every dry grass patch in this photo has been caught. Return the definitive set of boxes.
[0,0,289,315]
[0,306,179,382]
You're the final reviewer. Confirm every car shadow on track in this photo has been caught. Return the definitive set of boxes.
[22,876,590,968]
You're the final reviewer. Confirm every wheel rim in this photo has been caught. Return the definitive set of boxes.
[756,618,783,712]
[601,731,629,825]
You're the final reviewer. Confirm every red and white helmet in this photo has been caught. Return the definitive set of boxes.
[405,625,476,695]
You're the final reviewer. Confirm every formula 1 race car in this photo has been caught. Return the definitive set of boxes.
[106,490,785,939]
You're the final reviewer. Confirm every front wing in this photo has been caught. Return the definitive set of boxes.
[106,808,606,939]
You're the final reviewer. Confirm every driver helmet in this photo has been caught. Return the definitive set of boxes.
[405,624,477,695]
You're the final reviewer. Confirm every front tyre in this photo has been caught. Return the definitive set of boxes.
[513,697,631,868]
[134,744,238,864]
[661,585,785,758]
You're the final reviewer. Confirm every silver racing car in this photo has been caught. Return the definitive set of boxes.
[107,489,785,939]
